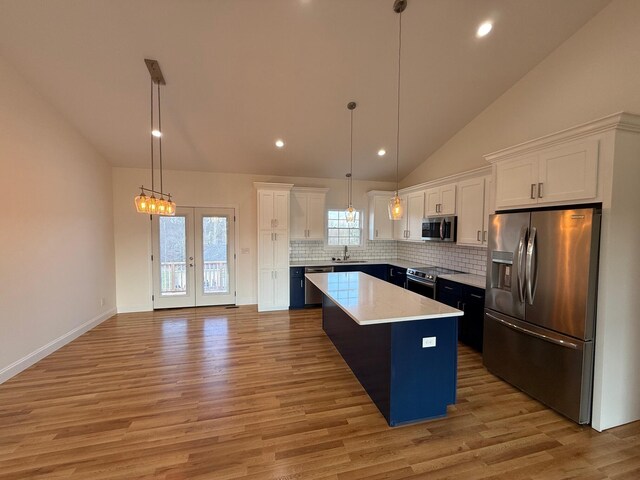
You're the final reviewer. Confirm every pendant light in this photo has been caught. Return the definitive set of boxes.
[345,101,357,224]
[134,59,176,216]
[388,0,407,221]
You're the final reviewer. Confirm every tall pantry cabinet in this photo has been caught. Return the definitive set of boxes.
[255,183,293,312]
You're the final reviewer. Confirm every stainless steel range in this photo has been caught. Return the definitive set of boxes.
[406,266,463,299]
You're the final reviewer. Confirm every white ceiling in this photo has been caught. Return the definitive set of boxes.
[0,0,610,182]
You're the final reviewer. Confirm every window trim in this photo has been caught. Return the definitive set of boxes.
[325,208,365,249]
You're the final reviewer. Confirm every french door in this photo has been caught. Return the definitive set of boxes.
[152,207,236,308]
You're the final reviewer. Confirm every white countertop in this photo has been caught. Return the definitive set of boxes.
[438,273,487,290]
[290,259,431,269]
[305,272,463,326]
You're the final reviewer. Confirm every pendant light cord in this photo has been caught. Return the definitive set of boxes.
[150,79,155,194]
[157,83,163,197]
[349,107,354,206]
[395,9,402,194]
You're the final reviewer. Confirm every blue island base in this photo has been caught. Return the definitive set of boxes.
[322,295,459,426]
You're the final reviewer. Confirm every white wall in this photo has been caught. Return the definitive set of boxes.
[403,0,640,185]
[113,167,394,311]
[0,56,116,382]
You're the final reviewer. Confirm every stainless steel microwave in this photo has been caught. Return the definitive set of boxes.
[421,216,457,242]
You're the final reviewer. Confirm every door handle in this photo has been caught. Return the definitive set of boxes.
[483,230,487,242]
[444,286,454,291]
[485,312,579,349]
[470,293,483,299]
[461,303,465,311]
[526,226,538,305]
[477,230,481,242]
[456,301,461,309]
[375,229,378,238]
[516,226,527,303]
[300,279,303,288]
[530,184,536,199]
[538,182,543,198]
[440,218,445,240]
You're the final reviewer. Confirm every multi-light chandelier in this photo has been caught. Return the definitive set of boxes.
[388,0,407,221]
[134,59,176,216]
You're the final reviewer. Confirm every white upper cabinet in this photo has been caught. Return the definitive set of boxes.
[290,188,328,240]
[368,191,394,240]
[259,190,290,230]
[494,139,599,209]
[495,155,539,208]
[424,183,457,216]
[457,176,492,246]
[537,139,598,203]
[392,191,426,241]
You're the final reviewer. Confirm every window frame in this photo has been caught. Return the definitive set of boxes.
[325,208,364,249]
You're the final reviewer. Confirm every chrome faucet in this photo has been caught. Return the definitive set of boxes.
[343,245,350,261]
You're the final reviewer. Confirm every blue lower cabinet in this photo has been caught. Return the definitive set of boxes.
[290,267,305,309]
[334,264,388,281]
[436,279,485,352]
[322,295,458,426]
[388,266,407,288]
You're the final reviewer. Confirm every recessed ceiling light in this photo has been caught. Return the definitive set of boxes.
[275,139,285,148]
[151,129,162,137]
[378,149,386,157]
[476,21,493,38]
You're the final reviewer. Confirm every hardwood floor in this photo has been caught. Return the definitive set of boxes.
[0,306,639,479]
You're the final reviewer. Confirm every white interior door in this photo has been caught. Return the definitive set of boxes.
[153,207,236,309]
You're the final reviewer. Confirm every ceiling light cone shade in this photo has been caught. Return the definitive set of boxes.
[388,194,404,220]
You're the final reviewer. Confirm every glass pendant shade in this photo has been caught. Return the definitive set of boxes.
[134,193,149,213]
[388,193,404,220]
[345,205,356,224]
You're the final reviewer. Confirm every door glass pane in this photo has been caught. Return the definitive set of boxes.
[159,216,187,296]
[202,216,229,294]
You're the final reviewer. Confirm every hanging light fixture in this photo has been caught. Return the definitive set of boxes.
[388,0,407,221]
[345,101,357,224]
[134,59,176,216]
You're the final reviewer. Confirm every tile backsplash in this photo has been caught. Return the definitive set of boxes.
[290,239,487,276]
[289,240,397,262]
[397,242,488,276]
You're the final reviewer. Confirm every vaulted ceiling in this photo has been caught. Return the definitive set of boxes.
[0,0,610,181]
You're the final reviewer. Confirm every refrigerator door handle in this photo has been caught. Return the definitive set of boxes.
[485,312,579,350]
[516,227,527,303]
[526,226,538,305]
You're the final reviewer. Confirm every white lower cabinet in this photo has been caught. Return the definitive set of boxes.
[258,268,289,311]
[457,176,491,246]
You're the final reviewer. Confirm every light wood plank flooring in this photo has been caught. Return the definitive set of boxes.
[0,306,639,479]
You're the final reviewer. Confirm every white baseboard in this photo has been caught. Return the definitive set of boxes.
[116,304,153,313]
[0,308,117,384]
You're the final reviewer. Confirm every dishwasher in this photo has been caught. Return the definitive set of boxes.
[304,266,334,305]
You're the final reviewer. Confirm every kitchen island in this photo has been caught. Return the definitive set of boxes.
[305,271,463,426]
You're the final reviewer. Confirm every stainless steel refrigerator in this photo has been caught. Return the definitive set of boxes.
[484,207,601,424]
